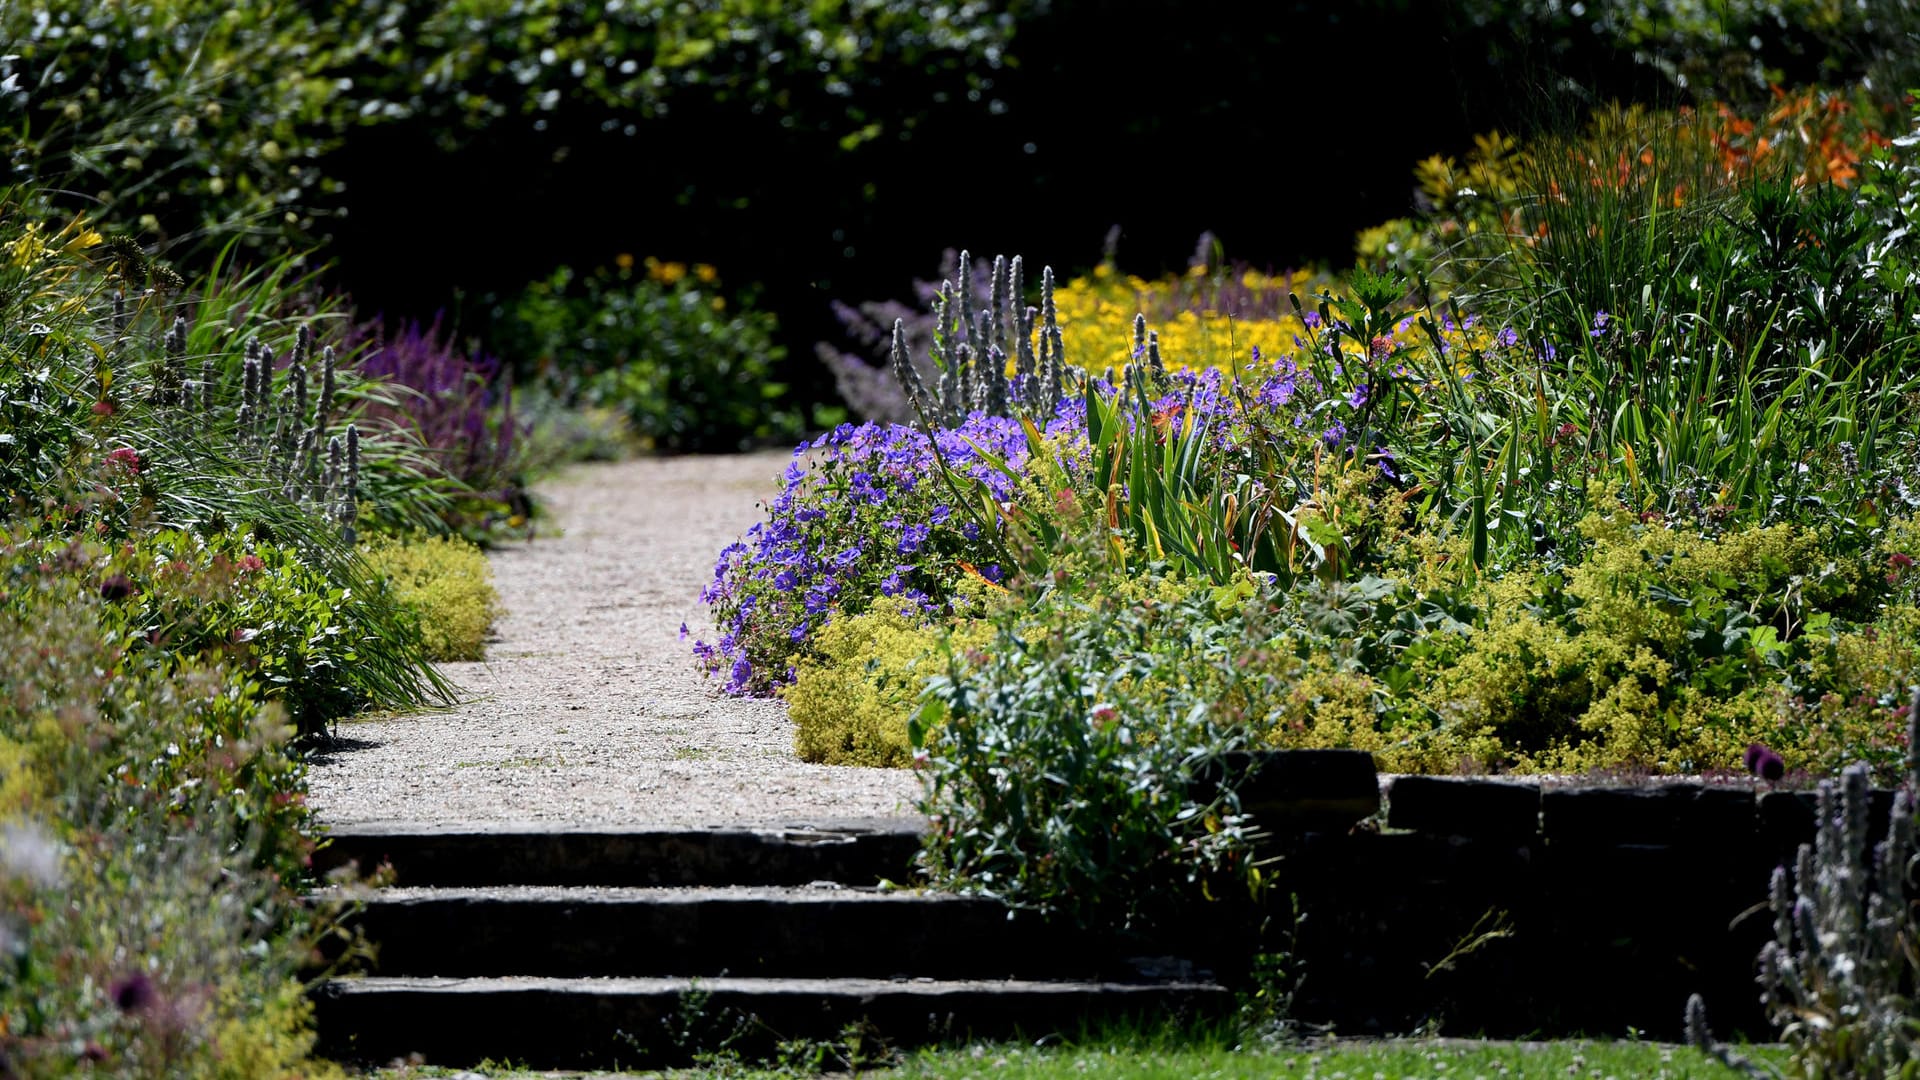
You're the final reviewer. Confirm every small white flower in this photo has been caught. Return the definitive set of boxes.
[0,821,62,888]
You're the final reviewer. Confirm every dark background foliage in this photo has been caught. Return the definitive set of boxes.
[319,0,1704,411]
[7,0,1892,427]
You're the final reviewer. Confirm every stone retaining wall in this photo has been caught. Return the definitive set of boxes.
[1248,754,1895,1041]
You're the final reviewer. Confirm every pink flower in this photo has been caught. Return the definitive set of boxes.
[106,447,141,473]
[237,554,265,574]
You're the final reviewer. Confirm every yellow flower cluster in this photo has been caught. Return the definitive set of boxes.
[1050,262,1502,379]
[1051,264,1318,376]
[3,218,103,325]
[621,255,719,286]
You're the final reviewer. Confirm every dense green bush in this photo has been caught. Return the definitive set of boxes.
[1449,0,1911,102]
[0,1,370,254]
[494,259,804,452]
[0,525,342,1076]
[338,0,1027,149]
[914,564,1265,929]
[0,0,1029,258]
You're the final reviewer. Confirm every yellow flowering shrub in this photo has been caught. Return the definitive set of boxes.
[362,534,501,663]
[1411,510,1882,774]
[784,603,994,767]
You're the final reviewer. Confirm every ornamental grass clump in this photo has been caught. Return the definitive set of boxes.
[1686,686,1920,1079]
[229,324,362,543]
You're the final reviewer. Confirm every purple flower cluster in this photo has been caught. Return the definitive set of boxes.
[698,329,1463,697]
[695,411,1050,695]
[348,315,519,495]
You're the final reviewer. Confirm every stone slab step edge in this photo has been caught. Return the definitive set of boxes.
[314,819,925,888]
[322,884,1221,982]
[312,975,1230,1070]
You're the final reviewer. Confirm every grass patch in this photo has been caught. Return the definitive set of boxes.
[359,1036,1780,1078]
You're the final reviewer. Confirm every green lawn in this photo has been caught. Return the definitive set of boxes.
[368,1036,1779,1079]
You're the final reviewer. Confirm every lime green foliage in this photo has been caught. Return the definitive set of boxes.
[363,533,502,663]
[783,598,993,768]
[1231,509,1912,778]
[495,260,804,452]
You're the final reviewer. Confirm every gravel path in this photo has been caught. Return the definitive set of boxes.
[307,452,922,830]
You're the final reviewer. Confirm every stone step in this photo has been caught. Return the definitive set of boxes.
[314,820,924,888]
[312,974,1229,1070]
[323,883,1221,982]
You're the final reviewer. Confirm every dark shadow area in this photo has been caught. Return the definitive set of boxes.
[319,0,1683,415]
[303,734,383,767]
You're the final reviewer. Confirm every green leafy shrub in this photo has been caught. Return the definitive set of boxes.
[4,501,427,742]
[1202,507,1913,778]
[914,566,1264,928]
[340,0,1026,150]
[0,1,368,254]
[0,527,343,1076]
[363,533,501,663]
[1448,0,1907,104]
[495,259,803,452]
[1412,509,1907,775]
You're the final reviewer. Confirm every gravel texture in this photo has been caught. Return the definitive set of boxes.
[307,452,922,830]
